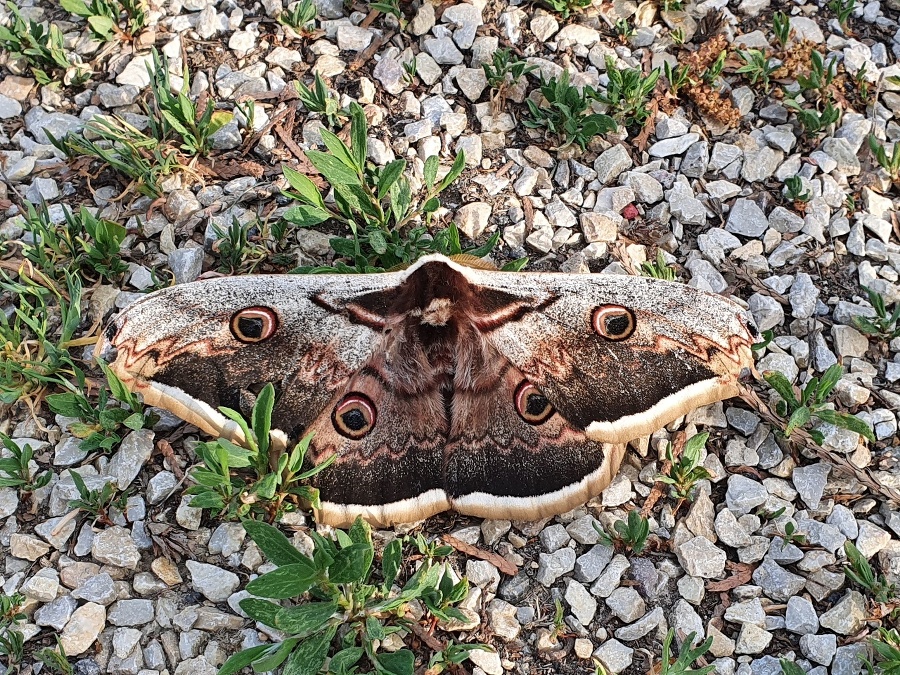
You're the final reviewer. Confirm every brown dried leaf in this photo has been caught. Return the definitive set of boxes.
[705,562,754,592]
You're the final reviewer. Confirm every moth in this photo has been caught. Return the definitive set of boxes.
[97,254,757,527]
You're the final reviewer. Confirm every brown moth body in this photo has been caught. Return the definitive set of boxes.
[96,254,756,527]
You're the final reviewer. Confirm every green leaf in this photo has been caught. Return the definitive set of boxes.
[816,364,843,401]
[253,472,278,500]
[367,229,388,255]
[377,159,406,200]
[123,413,145,431]
[375,649,415,675]
[424,155,439,189]
[349,102,367,171]
[283,166,326,208]
[283,204,332,227]
[437,150,466,192]
[381,538,402,590]
[275,601,338,635]
[45,393,84,418]
[816,410,876,443]
[239,598,283,628]
[763,370,799,409]
[365,615,386,641]
[87,15,115,37]
[187,491,225,510]
[319,127,360,173]
[785,406,811,436]
[59,0,91,16]
[306,149,361,186]
[283,625,336,675]
[328,542,373,584]
[329,647,363,675]
[247,563,319,599]
[217,644,271,675]
[207,111,233,136]
[243,521,315,567]
[252,383,275,457]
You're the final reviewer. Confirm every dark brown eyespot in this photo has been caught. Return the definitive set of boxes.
[514,380,554,425]
[230,307,278,343]
[592,305,636,341]
[332,393,376,439]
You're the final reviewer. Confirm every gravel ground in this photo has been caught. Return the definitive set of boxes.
[1,0,900,673]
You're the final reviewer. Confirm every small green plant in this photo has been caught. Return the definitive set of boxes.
[784,99,841,137]
[46,361,158,453]
[146,48,232,156]
[658,432,711,501]
[524,71,616,150]
[0,2,88,84]
[756,505,787,522]
[614,18,635,41]
[772,11,791,50]
[0,271,82,406]
[0,434,52,493]
[661,0,684,9]
[369,0,407,27]
[751,329,774,351]
[35,637,74,675]
[218,519,488,675]
[235,99,256,131]
[736,49,780,91]
[549,597,566,640]
[780,659,806,675]
[827,0,855,31]
[282,103,488,273]
[844,541,897,603]
[669,27,686,45]
[482,47,537,111]
[212,216,267,273]
[18,202,128,283]
[401,57,418,86]
[68,470,127,527]
[593,509,650,554]
[796,51,838,101]
[278,0,317,32]
[664,62,692,97]
[867,628,900,674]
[783,175,811,203]
[294,72,346,129]
[47,115,180,198]
[427,642,490,674]
[540,0,592,19]
[779,521,806,548]
[599,58,660,128]
[641,250,677,281]
[659,630,714,675]
[60,0,147,41]
[185,383,334,521]
[869,135,900,182]
[763,364,876,445]
[703,50,726,85]
[0,592,26,670]
[853,286,900,341]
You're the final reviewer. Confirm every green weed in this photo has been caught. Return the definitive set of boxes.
[46,361,158,453]
[599,59,660,128]
[67,469,127,527]
[185,383,334,521]
[640,250,677,281]
[763,364,876,444]
[827,0,855,31]
[218,518,488,675]
[539,0,592,19]
[294,72,346,129]
[0,271,82,406]
[524,71,616,150]
[593,509,650,554]
[736,49,780,91]
[660,630,715,675]
[278,0,317,32]
[844,541,897,603]
[664,63,692,97]
[796,51,838,102]
[869,135,900,182]
[783,175,811,203]
[0,433,52,493]
[853,286,900,341]
[772,11,791,50]
[212,216,267,273]
[658,432,711,501]
[0,2,89,84]
[60,0,147,41]
[784,98,840,137]
[867,628,900,674]
[482,47,537,111]
[0,592,26,671]
[35,637,74,675]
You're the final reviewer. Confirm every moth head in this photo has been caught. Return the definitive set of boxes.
[332,393,377,439]
[514,380,555,424]
[592,305,636,341]
[230,307,279,343]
